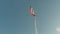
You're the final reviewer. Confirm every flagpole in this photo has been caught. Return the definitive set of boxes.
[34,15,38,34]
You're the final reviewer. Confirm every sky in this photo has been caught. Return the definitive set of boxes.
[0,0,60,34]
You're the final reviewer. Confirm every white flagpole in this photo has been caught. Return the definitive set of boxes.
[34,16,38,34]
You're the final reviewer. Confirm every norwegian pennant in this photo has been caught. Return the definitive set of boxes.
[30,6,36,16]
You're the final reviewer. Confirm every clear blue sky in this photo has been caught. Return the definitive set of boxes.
[0,0,60,34]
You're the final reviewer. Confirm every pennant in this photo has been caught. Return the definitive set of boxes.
[30,6,36,16]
